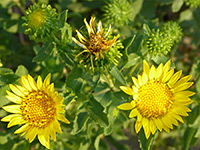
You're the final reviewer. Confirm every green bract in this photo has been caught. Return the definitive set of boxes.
[22,4,59,42]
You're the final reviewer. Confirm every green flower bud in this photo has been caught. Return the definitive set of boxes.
[22,4,59,42]
[102,0,134,27]
[160,21,183,43]
[145,29,173,56]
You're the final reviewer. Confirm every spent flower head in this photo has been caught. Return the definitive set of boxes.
[145,29,173,56]
[22,4,59,42]
[118,60,194,139]
[160,21,183,43]
[102,0,134,27]
[72,16,123,72]
[185,0,200,8]
[1,74,70,149]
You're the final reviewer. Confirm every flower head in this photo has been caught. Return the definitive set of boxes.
[102,0,134,27]
[118,60,194,139]
[1,74,70,149]
[145,29,173,56]
[72,16,123,72]
[22,4,59,42]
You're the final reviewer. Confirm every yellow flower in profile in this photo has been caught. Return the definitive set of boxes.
[118,60,194,139]
[72,16,119,72]
[1,74,70,149]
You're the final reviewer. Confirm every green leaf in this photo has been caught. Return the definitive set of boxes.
[110,66,127,86]
[0,68,18,85]
[172,0,184,13]
[138,128,155,150]
[124,53,142,68]
[143,23,151,36]
[85,95,109,127]
[33,43,54,62]
[182,127,196,150]
[72,111,89,134]
[15,65,28,76]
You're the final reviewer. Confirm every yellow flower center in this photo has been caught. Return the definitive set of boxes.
[136,80,173,119]
[86,33,108,54]
[28,9,46,29]
[21,91,56,128]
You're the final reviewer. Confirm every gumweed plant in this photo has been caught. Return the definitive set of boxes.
[1,74,70,149]
[118,60,194,138]
[1,1,199,150]
[72,16,123,72]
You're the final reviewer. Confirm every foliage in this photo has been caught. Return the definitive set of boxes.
[0,0,200,150]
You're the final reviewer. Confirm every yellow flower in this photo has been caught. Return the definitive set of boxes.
[1,74,70,149]
[118,60,194,139]
[72,16,119,72]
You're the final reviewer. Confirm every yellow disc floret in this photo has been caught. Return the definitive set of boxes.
[21,91,56,128]
[136,80,173,119]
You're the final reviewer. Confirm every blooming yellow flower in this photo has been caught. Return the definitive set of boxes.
[72,16,119,72]
[118,60,194,138]
[1,74,70,149]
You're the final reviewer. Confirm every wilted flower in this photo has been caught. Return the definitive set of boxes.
[118,60,194,138]
[72,16,123,72]
[1,74,70,149]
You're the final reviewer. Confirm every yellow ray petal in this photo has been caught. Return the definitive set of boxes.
[57,114,70,124]
[14,124,29,134]
[37,75,43,89]
[170,112,184,123]
[76,30,87,43]
[132,77,139,87]
[2,105,21,113]
[118,103,134,110]
[172,107,189,116]
[138,75,143,86]
[120,86,134,95]
[172,75,192,88]
[52,119,62,134]
[142,73,148,84]
[28,75,38,91]
[143,118,150,139]
[155,63,163,79]
[161,116,173,129]
[154,118,163,132]
[27,127,38,143]
[174,91,195,97]
[21,75,32,91]
[1,114,21,122]
[149,65,156,80]
[44,73,51,87]
[149,119,157,134]
[135,120,142,133]
[163,60,171,74]
[162,69,174,83]
[49,123,57,141]
[174,82,194,93]
[129,108,138,118]
[143,60,150,75]
[38,128,50,149]
[7,115,25,128]
[16,85,29,95]
[84,18,94,35]
[168,70,182,87]
[9,84,24,97]
[6,91,21,104]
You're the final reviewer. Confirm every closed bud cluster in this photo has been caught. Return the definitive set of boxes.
[22,4,59,42]
[102,0,134,27]
[160,21,183,43]
[146,29,173,56]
